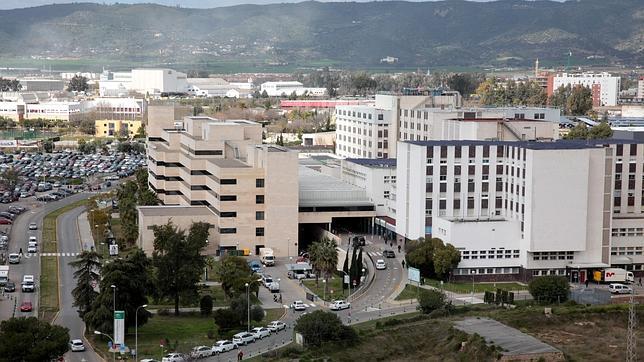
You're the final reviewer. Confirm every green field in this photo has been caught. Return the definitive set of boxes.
[90,309,284,360]
[395,281,527,301]
[302,275,351,302]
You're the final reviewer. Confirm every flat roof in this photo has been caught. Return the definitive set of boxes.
[138,205,216,217]
[299,166,373,207]
[345,158,397,168]
[208,158,249,168]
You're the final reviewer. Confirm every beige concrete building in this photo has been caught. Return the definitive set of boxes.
[140,115,299,257]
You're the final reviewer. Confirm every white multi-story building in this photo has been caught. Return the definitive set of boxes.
[99,68,188,96]
[637,77,644,100]
[396,139,644,281]
[260,81,326,97]
[0,100,82,121]
[552,72,620,106]
[335,93,559,159]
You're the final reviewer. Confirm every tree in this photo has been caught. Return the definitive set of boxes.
[0,317,69,362]
[405,238,436,278]
[294,310,357,347]
[261,90,269,98]
[152,221,209,315]
[447,73,484,97]
[567,85,593,115]
[342,249,349,290]
[350,72,377,96]
[588,121,613,139]
[213,308,239,332]
[67,75,89,93]
[200,295,214,316]
[79,119,96,135]
[417,289,447,314]
[528,276,569,304]
[433,242,461,280]
[84,249,152,334]
[0,77,21,92]
[308,238,338,293]
[0,168,20,191]
[563,123,589,140]
[42,139,54,153]
[348,245,359,288]
[216,255,259,298]
[69,250,102,319]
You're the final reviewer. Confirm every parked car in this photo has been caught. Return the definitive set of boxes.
[375,259,387,270]
[267,320,287,332]
[383,250,396,258]
[232,332,256,346]
[8,253,20,264]
[27,242,37,254]
[290,300,307,311]
[609,283,633,294]
[190,346,212,359]
[251,327,271,339]
[211,340,237,354]
[28,222,38,230]
[4,281,15,292]
[0,218,12,225]
[20,301,33,312]
[161,353,185,362]
[262,275,274,288]
[69,339,85,352]
[329,300,351,311]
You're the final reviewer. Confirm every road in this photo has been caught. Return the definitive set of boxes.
[56,206,101,362]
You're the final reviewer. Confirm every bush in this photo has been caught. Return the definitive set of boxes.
[213,308,239,331]
[207,329,216,340]
[294,310,358,347]
[250,305,264,322]
[528,276,569,304]
[418,289,447,314]
[200,295,213,316]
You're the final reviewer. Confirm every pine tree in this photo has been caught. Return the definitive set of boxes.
[355,248,363,288]
[349,245,358,288]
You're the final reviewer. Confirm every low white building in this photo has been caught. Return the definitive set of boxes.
[187,78,254,98]
[99,68,188,96]
[260,81,326,97]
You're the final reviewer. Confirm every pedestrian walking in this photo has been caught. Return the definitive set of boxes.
[584,279,589,288]
[401,260,405,269]
[639,277,642,287]
[19,248,23,256]
[397,245,401,253]
[279,293,283,303]
[237,350,244,361]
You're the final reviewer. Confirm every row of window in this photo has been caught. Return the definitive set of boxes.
[532,269,566,276]
[611,246,643,256]
[218,227,265,236]
[611,228,644,237]
[461,249,520,260]
[532,251,575,261]
[453,267,520,275]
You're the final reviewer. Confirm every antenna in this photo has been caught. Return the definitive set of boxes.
[626,291,637,362]
[567,50,572,71]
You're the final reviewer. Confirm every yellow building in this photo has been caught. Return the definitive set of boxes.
[95,119,142,138]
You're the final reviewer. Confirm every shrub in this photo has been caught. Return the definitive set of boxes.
[207,329,216,340]
[213,308,239,331]
[250,305,264,322]
[528,276,569,304]
[418,289,447,314]
[200,295,213,316]
[294,310,358,347]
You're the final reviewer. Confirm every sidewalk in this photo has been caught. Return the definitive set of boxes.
[78,211,96,251]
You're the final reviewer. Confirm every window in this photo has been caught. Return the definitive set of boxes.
[219,228,236,234]
[256,179,265,188]
[256,227,265,236]
[256,195,265,204]
[220,195,237,201]
[220,179,237,185]
[256,211,265,220]
[220,212,237,218]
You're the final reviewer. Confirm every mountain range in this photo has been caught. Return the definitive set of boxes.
[0,1,641,70]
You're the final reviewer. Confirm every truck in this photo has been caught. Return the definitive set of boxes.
[260,247,275,266]
[593,268,634,284]
[0,265,9,286]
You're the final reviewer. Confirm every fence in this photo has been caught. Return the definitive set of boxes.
[569,288,611,305]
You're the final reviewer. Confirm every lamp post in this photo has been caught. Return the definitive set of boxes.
[245,283,250,332]
[470,269,476,304]
[135,304,148,362]
[94,224,99,252]
[94,330,116,362]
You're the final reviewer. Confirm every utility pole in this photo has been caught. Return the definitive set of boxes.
[626,291,637,362]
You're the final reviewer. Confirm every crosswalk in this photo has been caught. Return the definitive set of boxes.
[284,303,316,309]
[37,252,80,257]
[368,251,383,257]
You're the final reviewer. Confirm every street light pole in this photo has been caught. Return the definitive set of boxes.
[245,282,250,332]
[135,304,147,362]
[95,330,116,362]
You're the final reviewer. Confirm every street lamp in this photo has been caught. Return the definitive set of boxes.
[94,330,116,362]
[470,269,476,304]
[135,304,148,362]
[245,283,250,332]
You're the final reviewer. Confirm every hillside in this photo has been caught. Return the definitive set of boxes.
[0,1,641,70]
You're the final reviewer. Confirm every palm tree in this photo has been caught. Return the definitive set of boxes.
[308,238,338,295]
[69,250,102,319]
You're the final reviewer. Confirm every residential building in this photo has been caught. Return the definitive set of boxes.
[637,77,644,100]
[141,116,299,256]
[550,72,620,107]
[260,81,326,97]
[396,139,644,281]
[95,119,142,138]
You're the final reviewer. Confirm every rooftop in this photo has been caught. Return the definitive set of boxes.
[299,166,372,207]
[208,158,249,168]
[345,158,397,168]
[407,139,644,150]
[138,205,216,217]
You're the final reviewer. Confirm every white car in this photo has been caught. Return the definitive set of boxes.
[232,332,255,346]
[251,327,271,339]
[290,300,307,311]
[267,320,287,332]
[161,353,185,362]
[28,223,38,230]
[190,346,212,359]
[212,340,237,354]
[329,300,351,311]
[69,339,85,352]
[8,253,20,264]
[262,275,274,288]
[609,283,633,294]
[27,242,37,254]
[375,259,387,270]
[29,236,37,243]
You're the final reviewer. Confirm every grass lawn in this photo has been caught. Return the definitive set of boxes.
[39,199,89,322]
[424,279,527,294]
[303,275,351,302]
[90,309,284,360]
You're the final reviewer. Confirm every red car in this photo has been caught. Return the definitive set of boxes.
[0,218,12,225]
[20,301,33,312]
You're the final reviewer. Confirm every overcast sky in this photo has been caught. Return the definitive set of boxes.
[0,0,519,10]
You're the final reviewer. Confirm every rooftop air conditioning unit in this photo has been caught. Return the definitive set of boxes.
[173,121,183,130]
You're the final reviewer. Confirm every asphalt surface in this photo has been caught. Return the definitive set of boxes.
[56,206,101,362]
